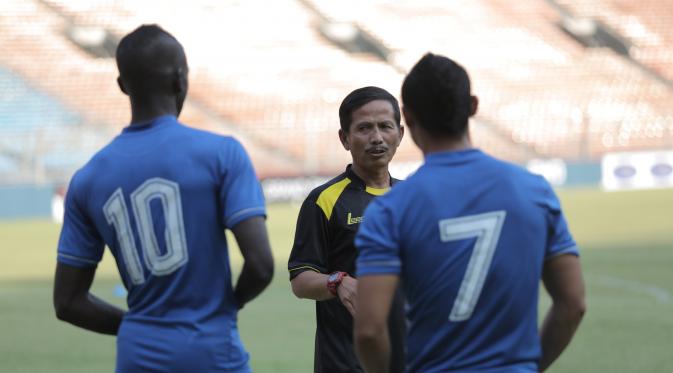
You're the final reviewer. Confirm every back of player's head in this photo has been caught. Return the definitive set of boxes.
[116,24,187,96]
[339,86,401,132]
[401,53,472,138]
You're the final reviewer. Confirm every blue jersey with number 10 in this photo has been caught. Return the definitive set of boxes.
[57,115,265,373]
[356,149,578,373]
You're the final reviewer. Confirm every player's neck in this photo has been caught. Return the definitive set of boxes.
[421,133,472,156]
[351,163,390,189]
[129,96,179,125]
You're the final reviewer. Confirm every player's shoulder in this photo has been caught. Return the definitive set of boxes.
[66,154,104,198]
[361,174,414,214]
[480,151,551,188]
[172,124,253,166]
[484,153,560,207]
[73,141,116,183]
[175,122,243,149]
[385,164,429,197]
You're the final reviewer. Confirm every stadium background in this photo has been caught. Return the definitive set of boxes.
[1,0,672,372]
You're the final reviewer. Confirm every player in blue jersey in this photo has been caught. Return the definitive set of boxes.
[53,25,274,373]
[353,53,586,373]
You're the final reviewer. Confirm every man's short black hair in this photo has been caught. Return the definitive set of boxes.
[116,24,186,92]
[401,53,472,138]
[338,86,401,132]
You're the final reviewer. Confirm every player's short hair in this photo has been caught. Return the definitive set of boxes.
[402,53,472,138]
[116,24,184,83]
[339,86,401,132]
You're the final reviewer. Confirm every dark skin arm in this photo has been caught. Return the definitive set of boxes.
[232,216,275,309]
[53,264,125,335]
[354,274,399,373]
[539,254,586,372]
[53,216,273,333]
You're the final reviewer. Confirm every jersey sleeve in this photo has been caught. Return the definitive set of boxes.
[57,174,105,268]
[543,181,579,260]
[355,198,402,276]
[287,197,329,280]
[219,137,266,229]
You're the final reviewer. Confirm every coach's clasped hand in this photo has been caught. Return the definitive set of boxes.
[333,273,358,316]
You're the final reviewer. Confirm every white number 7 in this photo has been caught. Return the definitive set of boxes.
[439,210,506,322]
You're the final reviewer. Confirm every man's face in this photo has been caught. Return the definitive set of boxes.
[340,99,403,171]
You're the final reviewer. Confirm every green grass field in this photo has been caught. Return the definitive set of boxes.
[1,188,672,372]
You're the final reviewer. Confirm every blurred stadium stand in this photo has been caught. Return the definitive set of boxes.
[554,0,673,83]
[305,0,673,160]
[0,65,101,184]
[1,0,671,188]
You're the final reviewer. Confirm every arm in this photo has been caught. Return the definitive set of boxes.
[539,254,586,372]
[291,271,358,315]
[232,216,275,309]
[291,271,333,301]
[53,263,125,335]
[354,274,399,373]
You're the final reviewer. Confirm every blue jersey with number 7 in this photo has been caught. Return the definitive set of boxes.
[57,115,265,373]
[355,149,578,373]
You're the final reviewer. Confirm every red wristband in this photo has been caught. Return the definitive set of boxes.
[326,271,348,296]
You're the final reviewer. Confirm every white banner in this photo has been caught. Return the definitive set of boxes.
[527,158,567,186]
[261,176,330,202]
[602,150,673,191]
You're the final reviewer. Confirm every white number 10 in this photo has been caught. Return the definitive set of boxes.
[103,178,189,285]
[439,210,506,321]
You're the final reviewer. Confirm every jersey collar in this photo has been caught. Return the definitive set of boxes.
[424,148,483,165]
[122,115,178,134]
[344,164,398,192]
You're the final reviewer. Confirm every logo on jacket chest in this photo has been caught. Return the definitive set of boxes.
[347,212,363,225]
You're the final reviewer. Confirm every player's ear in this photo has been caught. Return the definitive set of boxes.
[470,95,479,117]
[173,68,188,95]
[117,77,129,96]
[397,124,405,145]
[339,128,350,151]
[402,106,416,129]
